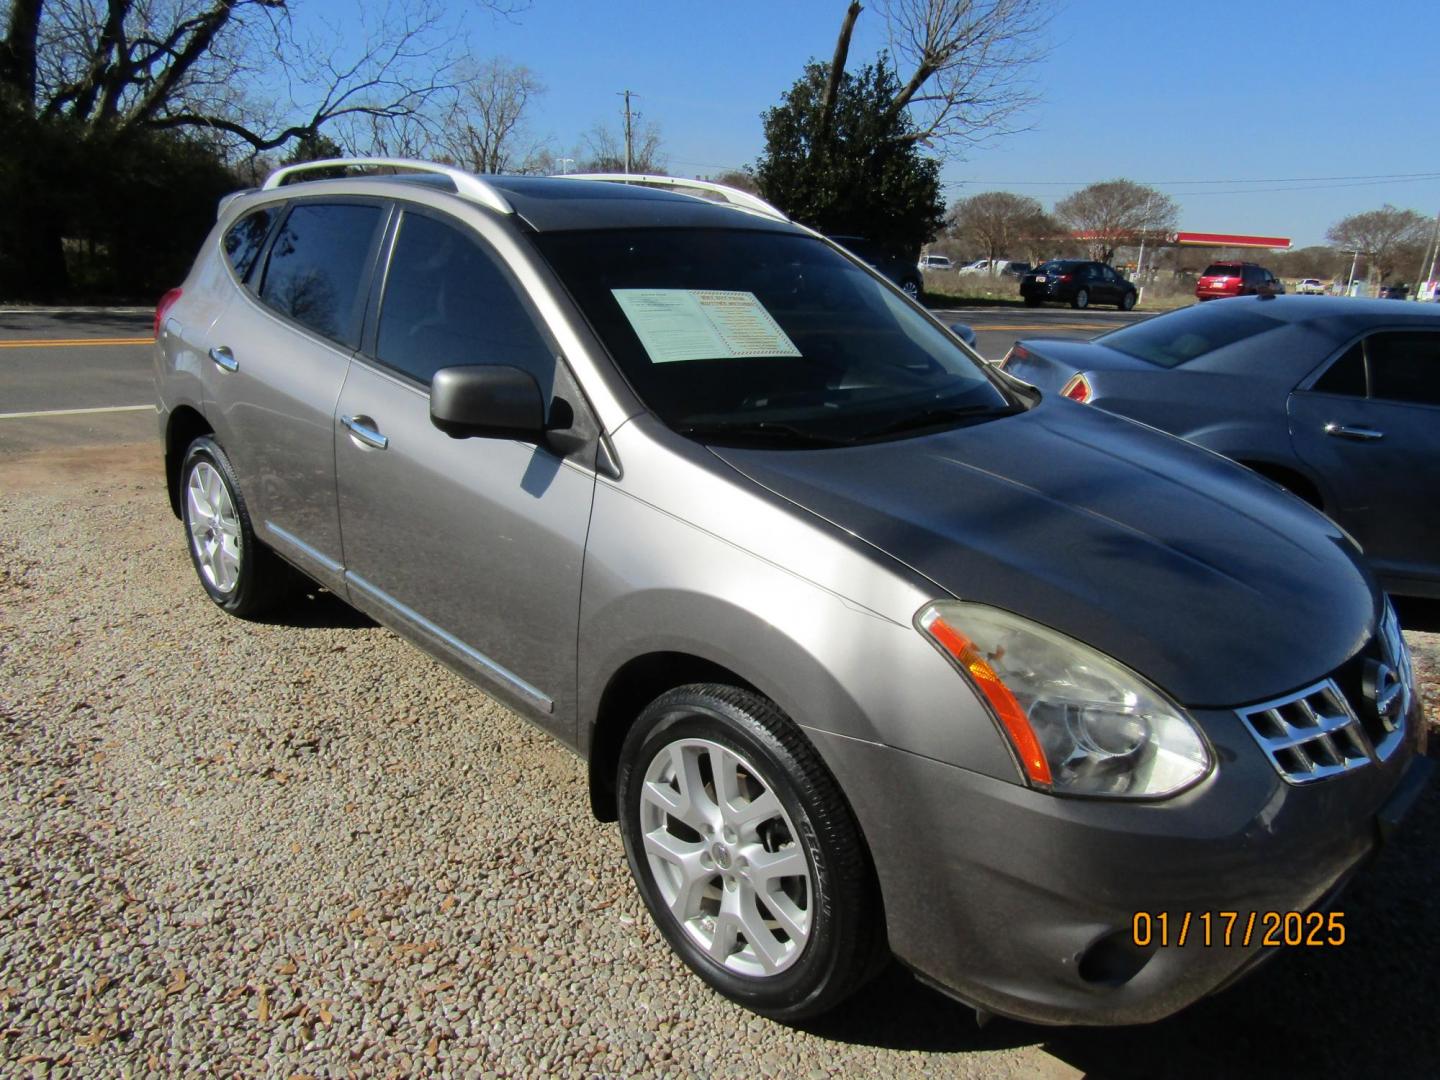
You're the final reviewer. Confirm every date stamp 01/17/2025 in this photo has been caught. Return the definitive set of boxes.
[1131,911,1346,948]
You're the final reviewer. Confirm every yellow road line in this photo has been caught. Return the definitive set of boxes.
[0,337,153,348]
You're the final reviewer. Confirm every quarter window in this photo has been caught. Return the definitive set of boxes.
[376,212,553,387]
[1312,342,1366,397]
[259,203,383,347]
[222,208,276,282]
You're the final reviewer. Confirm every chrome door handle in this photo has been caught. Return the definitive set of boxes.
[208,346,238,373]
[341,414,389,450]
[1323,423,1384,442]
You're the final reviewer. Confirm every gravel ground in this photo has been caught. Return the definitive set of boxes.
[1,438,1436,1079]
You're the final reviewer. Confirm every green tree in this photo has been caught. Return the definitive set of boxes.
[754,59,945,253]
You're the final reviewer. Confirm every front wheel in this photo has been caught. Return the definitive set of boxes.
[180,436,292,617]
[1120,290,1137,311]
[616,685,884,1021]
[1072,288,1090,309]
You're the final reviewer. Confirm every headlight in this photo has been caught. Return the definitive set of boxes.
[916,601,1211,799]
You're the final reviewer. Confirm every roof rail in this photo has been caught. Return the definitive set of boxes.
[560,173,788,222]
[261,157,513,215]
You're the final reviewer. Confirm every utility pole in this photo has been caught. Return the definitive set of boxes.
[618,89,637,174]
[1134,194,1154,283]
[1416,208,1440,300]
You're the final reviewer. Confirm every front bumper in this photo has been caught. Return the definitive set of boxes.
[808,694,1429,1026]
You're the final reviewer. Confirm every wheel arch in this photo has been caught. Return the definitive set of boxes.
[165,405,214,517]
[1235,458,1326,510]
[586,650,761,822]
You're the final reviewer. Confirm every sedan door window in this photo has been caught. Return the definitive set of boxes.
[1367,331,1440,406]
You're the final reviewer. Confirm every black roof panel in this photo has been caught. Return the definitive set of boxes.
[482,176,799,233]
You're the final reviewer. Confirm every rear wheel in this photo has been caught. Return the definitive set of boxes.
[616,685,883,1021]
[1120,290,1137,311]
[180,436,292,617]
[1072,288,1090,310]
[1024,295,1042,307]
[900,278,921,301]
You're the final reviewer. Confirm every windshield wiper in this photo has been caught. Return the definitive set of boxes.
[858,403,1010,440]
[673,419,855,447]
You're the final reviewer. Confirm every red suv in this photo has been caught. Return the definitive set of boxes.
[1195,261,1284,301]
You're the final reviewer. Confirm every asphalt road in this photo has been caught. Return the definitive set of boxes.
[931,305,1149,362]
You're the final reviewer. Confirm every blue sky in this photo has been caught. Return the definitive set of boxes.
[317,1,1440,246]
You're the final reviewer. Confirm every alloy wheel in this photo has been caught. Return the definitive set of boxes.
[186,461,242,593]
[637,737,812,977]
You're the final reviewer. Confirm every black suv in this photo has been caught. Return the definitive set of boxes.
[1020,260,1138,310]
[830,236,924,300]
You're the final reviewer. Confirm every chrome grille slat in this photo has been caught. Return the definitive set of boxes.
[1237,678,1377,785]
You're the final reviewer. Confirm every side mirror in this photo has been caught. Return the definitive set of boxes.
[949,322,978,347]
[430,365,546,441]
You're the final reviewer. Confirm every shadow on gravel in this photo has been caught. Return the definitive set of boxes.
[258,587,376,630]
[806,784,1440,1078]
[1396,597,1440,633]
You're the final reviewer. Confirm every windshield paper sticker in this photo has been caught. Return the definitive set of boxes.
[611,289,801,364]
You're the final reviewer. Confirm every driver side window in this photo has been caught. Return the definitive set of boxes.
[375,211,554,390]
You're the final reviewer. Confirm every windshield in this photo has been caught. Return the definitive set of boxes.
[535,228,1014,446]
[1098,303,1284,368]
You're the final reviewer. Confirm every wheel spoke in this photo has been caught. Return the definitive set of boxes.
[705,912,740,964]
[759,887,809,942]
[709,745,746,824]
[731,787,781,836]
[736,891,786,973]
[670,743,717,825]
[744,843,807,883]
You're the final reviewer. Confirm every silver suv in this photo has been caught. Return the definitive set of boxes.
[155,159,1429,1025]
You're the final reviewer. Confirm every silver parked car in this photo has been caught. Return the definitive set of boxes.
[155,159,1429,1026]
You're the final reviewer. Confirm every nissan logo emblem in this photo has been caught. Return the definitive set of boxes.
[1363,659,1405,726]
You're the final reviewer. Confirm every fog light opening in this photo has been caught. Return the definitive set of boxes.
[1077,929,1157,987]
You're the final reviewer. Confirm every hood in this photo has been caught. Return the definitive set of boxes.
[711,399,1377,707]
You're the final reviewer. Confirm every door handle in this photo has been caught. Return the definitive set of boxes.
[341,414,389,450]
[1323,423,1384,442]
[208,346,238,373]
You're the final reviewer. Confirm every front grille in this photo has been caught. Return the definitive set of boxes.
[1238,680,1373,784]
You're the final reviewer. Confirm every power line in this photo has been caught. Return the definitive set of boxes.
[947,170,1440,186]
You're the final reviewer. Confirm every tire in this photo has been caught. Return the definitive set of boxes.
[616,684,884,1021]
[1023,295,1042,307]
[1072,288,1090,309]
[900,278,920,301]
[1120,290,1137,311]
[179,436,292,617]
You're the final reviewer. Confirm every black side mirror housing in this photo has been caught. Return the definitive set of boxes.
[430,365,546,441]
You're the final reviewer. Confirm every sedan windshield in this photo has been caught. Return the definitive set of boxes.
[534,228,1015,446]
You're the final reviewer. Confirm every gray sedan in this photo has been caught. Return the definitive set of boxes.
[1002,296,1440,599]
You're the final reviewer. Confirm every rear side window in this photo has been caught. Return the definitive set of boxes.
[222,208,275,282]
[1312,342,1366,396]
[375,212,553,387]
[260,203,383,347]
[1367,332,1440,405]
[1099,304,1283,368]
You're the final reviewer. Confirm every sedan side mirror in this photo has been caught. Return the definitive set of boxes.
[949,322,978,347]
[430,365,546,441]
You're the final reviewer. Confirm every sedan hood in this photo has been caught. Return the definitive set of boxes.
[712,400,1377,707]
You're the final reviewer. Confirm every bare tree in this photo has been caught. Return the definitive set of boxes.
[814,0,1050,159]
[1327,205,1430,282]
[582,120,665,174]
[438,57,545,174]
[2,0,488,155]
[711,169,759,195]
[948,190,1053,268]
[1055,180,1179,264]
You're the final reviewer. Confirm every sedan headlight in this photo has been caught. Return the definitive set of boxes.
[917,601,1211,798]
